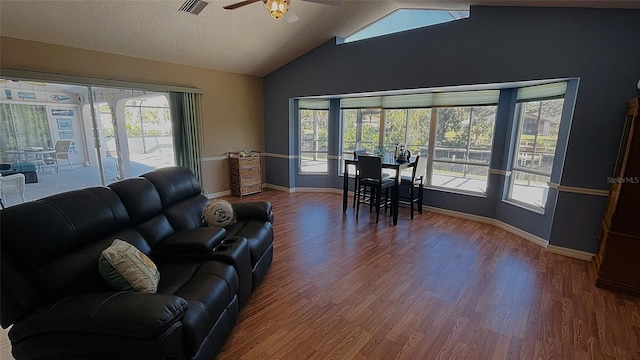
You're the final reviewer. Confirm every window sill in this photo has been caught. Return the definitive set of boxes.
[425,185,488,198]
[502,199,546,215]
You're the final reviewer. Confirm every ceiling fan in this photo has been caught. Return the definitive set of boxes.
[223,0,340,20]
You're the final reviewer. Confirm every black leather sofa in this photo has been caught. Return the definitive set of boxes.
[0,166,274,360]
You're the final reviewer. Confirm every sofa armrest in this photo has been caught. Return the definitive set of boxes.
[158,227,227,254]
[9,292,188,342]
[233,202,274,223]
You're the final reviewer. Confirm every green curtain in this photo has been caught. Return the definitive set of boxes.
[0,104,52,151]
[168,92,201,181]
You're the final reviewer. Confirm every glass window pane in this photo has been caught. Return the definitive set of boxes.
[300,152,328,173]
[360,109,381,151]
[124,95,175,177]
[509,170,550,209]
[434,107,471,162]
[341,109,357,157]
[434,106,496,165]
[300,110,328,151]
[468,106,496,165]
[406,108,431,154]
[515,99,563,174]
[515,102,540,171]
[340,109,381,174]
[384,109,408,153]
[431,161,489,193]
[300,109,328,173]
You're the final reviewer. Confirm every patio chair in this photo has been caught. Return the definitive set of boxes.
[0,173,26,209]
[54,140,74,172]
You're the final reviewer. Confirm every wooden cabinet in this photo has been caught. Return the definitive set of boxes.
[229,152,262,197]
[595,98,640,296]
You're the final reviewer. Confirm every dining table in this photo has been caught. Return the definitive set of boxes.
[343,154,415,226]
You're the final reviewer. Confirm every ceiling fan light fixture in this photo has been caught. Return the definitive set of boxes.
[264,0,290,19]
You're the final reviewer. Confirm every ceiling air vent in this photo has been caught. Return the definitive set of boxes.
[179,0,209,15]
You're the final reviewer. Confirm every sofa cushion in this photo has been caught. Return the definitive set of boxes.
[109,177,163,225]
[143,167,209,232]
[0,188,134,327]
[135,213,177,249]
[225,220,274,265]
[37,229,150,301]
[8,292,188,342]
[99,240,160,293]
[164,196,208,231]
[141,166,202,208]
[157,260,238,357]
[109,177,179,248]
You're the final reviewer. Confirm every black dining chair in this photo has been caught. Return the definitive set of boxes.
[400,155,428,219]
[356,155,397,223]
[352,149,368,208]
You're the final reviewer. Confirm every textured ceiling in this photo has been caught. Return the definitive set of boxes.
[1,0,640,77]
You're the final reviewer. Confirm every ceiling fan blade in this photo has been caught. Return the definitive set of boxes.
[284,9,300,23]
[300,0,342,5]
[223,0,262,10]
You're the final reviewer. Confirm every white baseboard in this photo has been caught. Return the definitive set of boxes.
[546,245,594,261]
[206,190,231,199]
[294,187,344,194]
[263,184,346,195]
[424,206,560,252]
[424,206,494,226]
[494,219,549,248]
[425,205,595,260]
[264,183,293,193]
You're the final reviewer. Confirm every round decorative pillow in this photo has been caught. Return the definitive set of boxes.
[202,199,236,227]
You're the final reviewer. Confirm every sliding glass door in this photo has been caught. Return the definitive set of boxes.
[0,79,176,204]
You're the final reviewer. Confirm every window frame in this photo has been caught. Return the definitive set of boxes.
[338,104,497,196]
[338,90,500,195]
[339,108,383,175]
[298,101,330,174]
[429,105,498,195]
[506,95,566,212]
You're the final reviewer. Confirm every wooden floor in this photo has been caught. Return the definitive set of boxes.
[2,189,639,359]
[216,189,640,360]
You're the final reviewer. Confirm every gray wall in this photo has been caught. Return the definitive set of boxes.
[263,6,640,253]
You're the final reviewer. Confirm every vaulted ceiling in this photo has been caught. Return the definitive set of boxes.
[1,0,639,77]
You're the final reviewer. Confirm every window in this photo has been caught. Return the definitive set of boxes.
[299,99,329,173]
[340,108,381,174]
[384,109,431,155]
[342,9,469,44]
[432,106,497,194]
[124,96,174,174]
[340,107,431,175]
[338,89,499,194]
[507,82,567,210]
[342,108,381,154]
[384,108,431,177]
